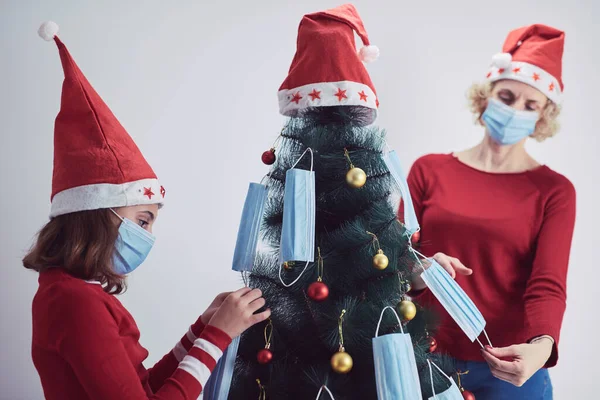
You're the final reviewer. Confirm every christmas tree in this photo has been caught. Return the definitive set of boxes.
[226,5,458,400]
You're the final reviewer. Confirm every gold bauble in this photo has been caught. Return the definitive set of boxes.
[346,167,367,188]
[397,299,417,321]
[331,350,353,374]
[373,249,389,270]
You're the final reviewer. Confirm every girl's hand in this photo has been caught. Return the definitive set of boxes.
[481,338,553,387]
[431,252,473,279]
[207,287,271,339]
[200,291,232,325]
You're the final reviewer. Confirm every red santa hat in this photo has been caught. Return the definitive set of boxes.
[486,24,565,104]
[38,22,165,218]
[278,4,379,123]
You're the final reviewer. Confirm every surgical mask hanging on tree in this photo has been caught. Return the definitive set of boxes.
[280,147,316,264]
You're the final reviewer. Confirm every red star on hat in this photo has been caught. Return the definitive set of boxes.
[486,71,492,78]
[308,89,321,101]
[532,73,541,81]
[498,68,505,74]
[549,82,555,91]
[335,88,348,101]
[160,186,166,198]
[358,91,368,101]
[143,187,155,199]
[291,92,302,104]
[513,67,521,73]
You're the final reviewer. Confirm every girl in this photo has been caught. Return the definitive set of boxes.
[26,22,270,399]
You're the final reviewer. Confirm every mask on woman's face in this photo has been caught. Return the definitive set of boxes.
[110,209,155,275]
[482,97,539,145]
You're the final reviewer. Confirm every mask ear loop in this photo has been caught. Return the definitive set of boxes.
[375,306,404,337]
[427,358,456,398]
[109,208,125,222]
[315,385,335,400]
[278,260,310,288]
[291,147,314,171]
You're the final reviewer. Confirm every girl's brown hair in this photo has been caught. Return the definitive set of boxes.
[23,209,125,294]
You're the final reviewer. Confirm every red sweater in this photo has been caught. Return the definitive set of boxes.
[402,154,576,367]
[31,268,231,399]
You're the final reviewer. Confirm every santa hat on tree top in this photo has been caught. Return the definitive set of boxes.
[278,4,379,124]
[486,24,565,104]
[38,22,164,218]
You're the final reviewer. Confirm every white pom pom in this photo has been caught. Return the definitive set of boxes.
[38,21,59,41]
[492,52,512,69]
[359,45,380,63]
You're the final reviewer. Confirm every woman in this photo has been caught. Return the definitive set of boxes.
[404,25,575,399]
[27,22,270,399]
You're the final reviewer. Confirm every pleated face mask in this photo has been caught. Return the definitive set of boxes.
[280,148,315,263]
[232,182,268,272]
[412,248,492,347]
[372,306,423,400]
[201,335,241,400]
[382,148,420,236]
[426,360,463,400]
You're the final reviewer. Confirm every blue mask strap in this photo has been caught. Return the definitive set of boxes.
[291,147,314,171]
[278,260,310,287]
[375,306,405,336]
[109,208,125,222]
[315,385,335,400]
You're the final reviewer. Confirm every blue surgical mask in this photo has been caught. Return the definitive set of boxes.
[232,182,268,272]
[280,148,315,264]
[202,335,240,400]
[373,306,423,400]
[417,255,491,346]
[111,209,155,275]
[382,149,420,236]
[427,360,463,400]
[482,98,539,145]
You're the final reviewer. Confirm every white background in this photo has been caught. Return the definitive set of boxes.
[1,0,598,398]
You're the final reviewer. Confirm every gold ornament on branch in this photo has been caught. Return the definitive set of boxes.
[344,148,367,188]
[331,309,353,373]
[367,231,389,270]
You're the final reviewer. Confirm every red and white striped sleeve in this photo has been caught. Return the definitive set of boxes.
[148,316,212,392]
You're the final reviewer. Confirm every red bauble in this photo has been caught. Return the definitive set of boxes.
[428,337,438,353]
[261,148,276,165]
[410,231,421,245]
[257,348,273,364]
[461,390,475,400]
[307,281,329,301]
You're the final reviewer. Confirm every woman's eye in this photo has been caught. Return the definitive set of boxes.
[138,220,149,228]
[499,96,512,105]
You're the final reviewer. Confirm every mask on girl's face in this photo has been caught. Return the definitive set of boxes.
[482,97,539,145]
[110,209,155,275]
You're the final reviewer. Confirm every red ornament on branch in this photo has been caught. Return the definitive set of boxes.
[461,390,476,400]
[257,319,274,365]
[308,248,329,301]
[261,148,276,165]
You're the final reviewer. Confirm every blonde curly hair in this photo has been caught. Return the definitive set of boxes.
[467,81,561,142]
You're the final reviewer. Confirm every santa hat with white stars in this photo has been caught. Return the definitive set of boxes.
[486,24,565,104]
[278,4,380,123]
[38,22,165,218]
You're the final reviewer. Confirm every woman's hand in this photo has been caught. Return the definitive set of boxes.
[431,252,473,279]
[200,291,232,325]
[481,338,553,387]
[207,287,271,339]
[411,253,472,291]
